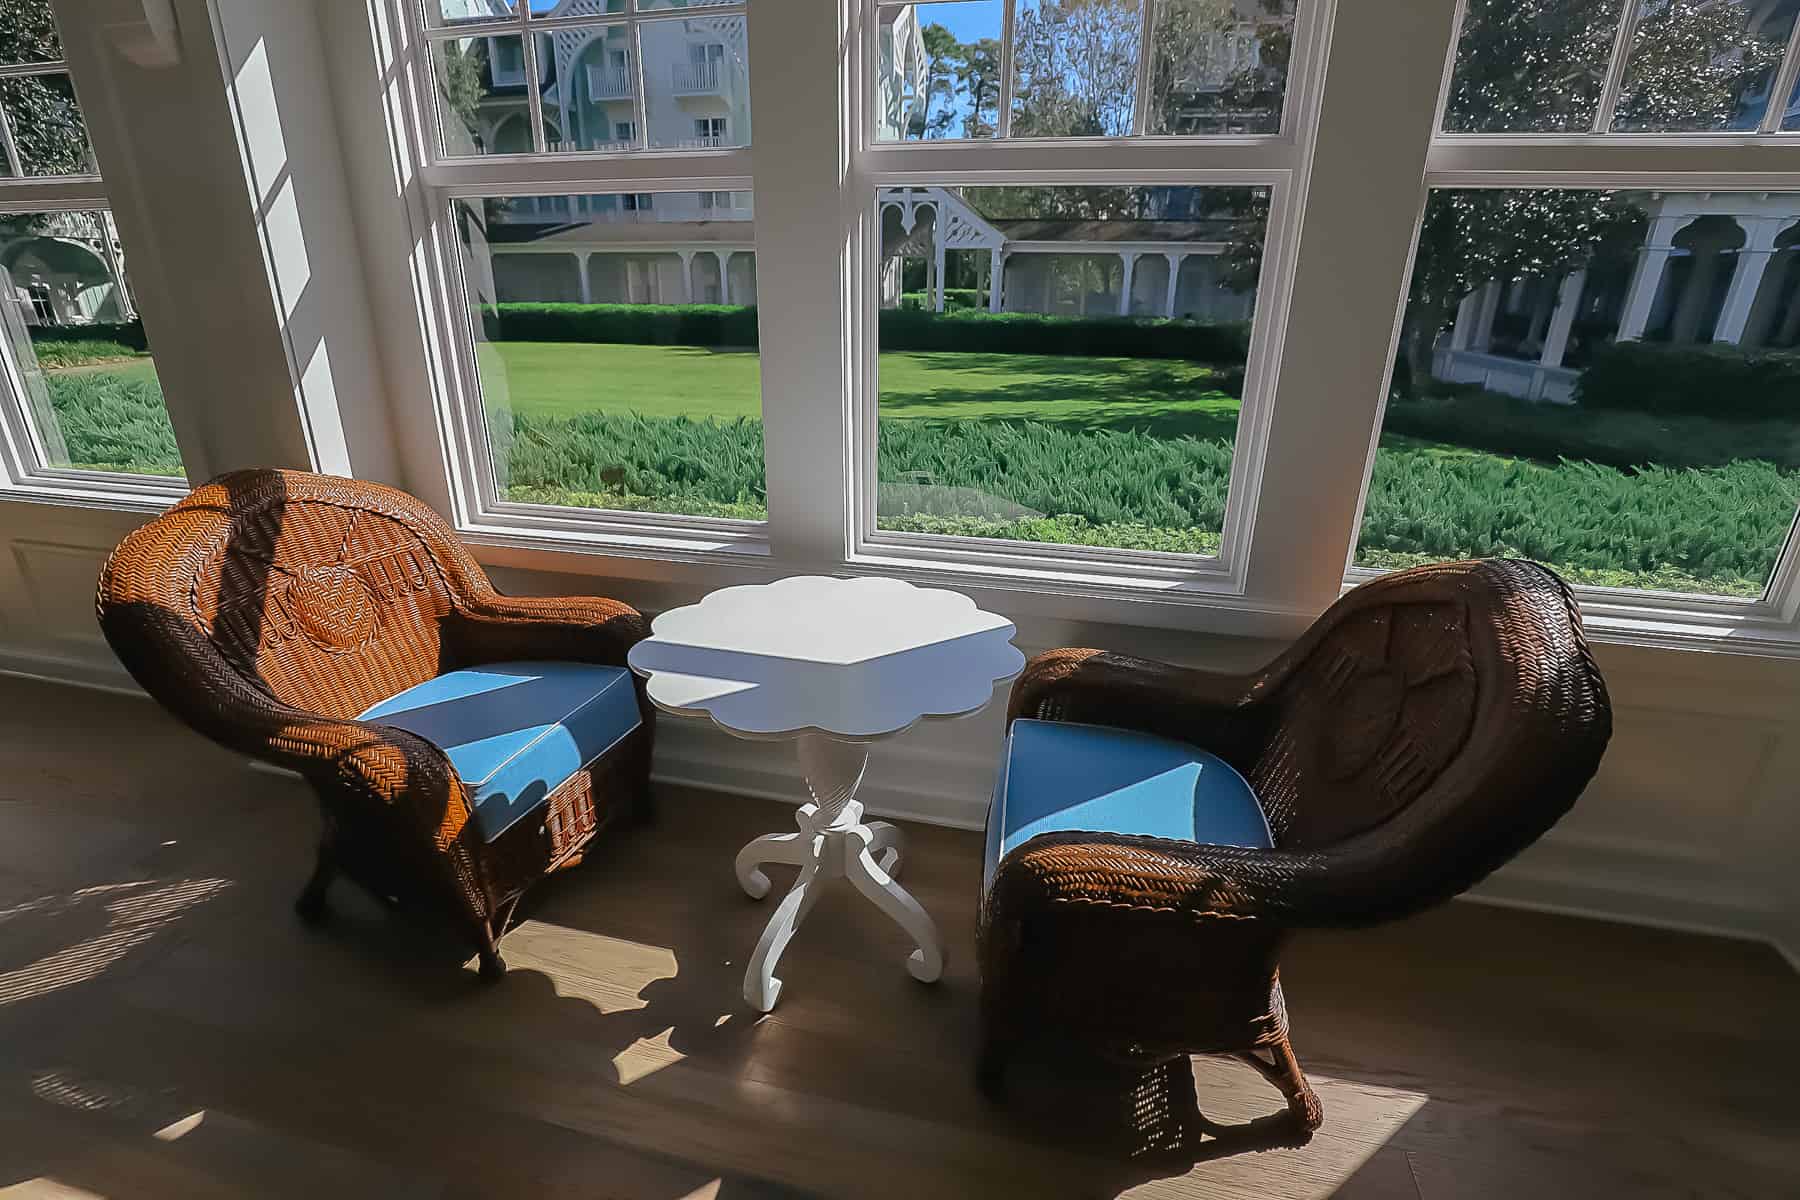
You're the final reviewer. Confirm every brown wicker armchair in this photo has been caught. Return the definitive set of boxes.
[96,469,654,978]
[978,559,1610,1134]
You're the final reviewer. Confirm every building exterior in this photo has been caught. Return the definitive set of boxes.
[1436,194,1800,403]
[0,211,134,329]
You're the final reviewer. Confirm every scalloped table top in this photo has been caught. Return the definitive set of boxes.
[626,576,1026,742]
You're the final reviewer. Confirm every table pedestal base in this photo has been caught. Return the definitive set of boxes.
[734,734,945,1012]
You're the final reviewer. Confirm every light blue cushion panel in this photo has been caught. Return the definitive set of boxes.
[358,661,640,843]
[983,719,1271,893]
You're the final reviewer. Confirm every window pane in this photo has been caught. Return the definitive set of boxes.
[432,0,525,23]
[1612,0,1797,132]
[1357,188,1800,599]
[642,13,750,148]
[873,184,1266,556]
[0,210,182,479]
[1010,0,1143,138]
[1442,0,1618,133]
[1146,0,1294,135]
[432,35,532,156]
[875,1,1004,141]
[452,192,764,518]
[2,74,94,176]
[538,27,641,151]
[0,0,63,65]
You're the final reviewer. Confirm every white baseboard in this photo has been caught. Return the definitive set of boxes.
[5,649,1795,976]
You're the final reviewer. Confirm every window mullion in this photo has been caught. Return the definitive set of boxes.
[1591,0,1639,134]
[997,0,1017,139]
[746,0,855,565]
[1245,0,1461,607]
[1130,0,1155,137]
[1761,14,1800,135]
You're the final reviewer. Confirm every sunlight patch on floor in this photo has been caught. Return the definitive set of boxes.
[0,879,231,1007]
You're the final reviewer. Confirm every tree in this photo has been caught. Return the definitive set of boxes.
[1400,0,1789,386]
[0,1,92,177]
[1151,0,1292,135]
[949,36,1003,138]
[437,39,489,149]
[1011,0,1140,138]
[910,23,962,139]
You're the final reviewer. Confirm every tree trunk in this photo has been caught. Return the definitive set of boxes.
[1403,296,1451,394]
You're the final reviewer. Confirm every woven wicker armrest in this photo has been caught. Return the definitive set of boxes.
[1006,649,1272,764]
[985,832,1328,926]
[445,592,649,670]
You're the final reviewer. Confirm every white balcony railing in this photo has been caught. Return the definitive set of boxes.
[587,64,633,99]
[675,135,726,149]
[671,60,723,95]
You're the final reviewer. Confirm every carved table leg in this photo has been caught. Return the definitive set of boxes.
[736,733,946,1012]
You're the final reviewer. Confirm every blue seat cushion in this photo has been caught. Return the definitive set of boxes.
[358,661,641,843]
[984,719,1272,894]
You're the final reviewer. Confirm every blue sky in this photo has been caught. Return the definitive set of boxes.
[914,0,1004,45]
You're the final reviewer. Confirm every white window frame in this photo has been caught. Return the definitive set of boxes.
[0,29,187,510]
[1341,0,1800,652]
[368,0,1800,653]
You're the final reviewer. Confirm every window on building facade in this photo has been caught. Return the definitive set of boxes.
[428,0,749,156]
[0,3,183,488]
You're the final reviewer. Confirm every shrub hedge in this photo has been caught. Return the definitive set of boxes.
[1576,341,1800,418]
[29,319,149,368]
[899,289,980,311]
[488,302,1251,364]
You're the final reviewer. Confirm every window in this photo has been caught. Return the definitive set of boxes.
[0,4,182,489]
[859,1,1302,575]
[414,0,756,535]
[876,0,1297,142]
[426,1,751,158]
[872,184,1269,556]
[371,0,1800,649]
[1352,1,1800,612]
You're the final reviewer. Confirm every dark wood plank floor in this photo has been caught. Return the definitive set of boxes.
[0,674,1794,1198]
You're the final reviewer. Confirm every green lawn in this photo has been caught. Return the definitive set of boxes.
[481,342,1240,439]
[41,340,1800,598]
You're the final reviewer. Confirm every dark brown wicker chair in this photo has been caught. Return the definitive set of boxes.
[978,559,1610,1134]
[96,468,654,978]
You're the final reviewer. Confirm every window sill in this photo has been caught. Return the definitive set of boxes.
[1343,566,1800,662]
[0,475,186,516]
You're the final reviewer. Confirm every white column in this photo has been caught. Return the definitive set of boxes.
[1162,252,1183,317]
[678,249,696,303]
[932,233,947,313]
[1117,251,1136,316]
[1526,276,1555,347]
[1618,216,1683,342]
[1449,289,1479,350]
[1714,218,1785,345]
[1671,250,1725,344]
[1471,280,1502,352]
[576,253,592,304]
[1538,268,1585,371]
[713,250,731,304]
[987,247,1004,312]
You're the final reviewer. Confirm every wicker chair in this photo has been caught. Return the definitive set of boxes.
[978,559,1610,1134]
[96,469,654,978]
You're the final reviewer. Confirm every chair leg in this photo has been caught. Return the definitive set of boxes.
[294,845,335,925]
[1234,1034,1323,1133]
[975,1010,1014,1099]
[475,920,506,981]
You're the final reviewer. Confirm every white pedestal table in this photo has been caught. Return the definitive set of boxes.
[626,576,1024,1012]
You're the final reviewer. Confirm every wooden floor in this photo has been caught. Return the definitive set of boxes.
[0,676,1795,1199]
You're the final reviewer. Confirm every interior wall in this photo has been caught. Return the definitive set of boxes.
[3,495,1794,971]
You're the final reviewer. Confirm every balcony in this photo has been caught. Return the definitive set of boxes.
[671,60,724,96]
[586,64,633,100]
